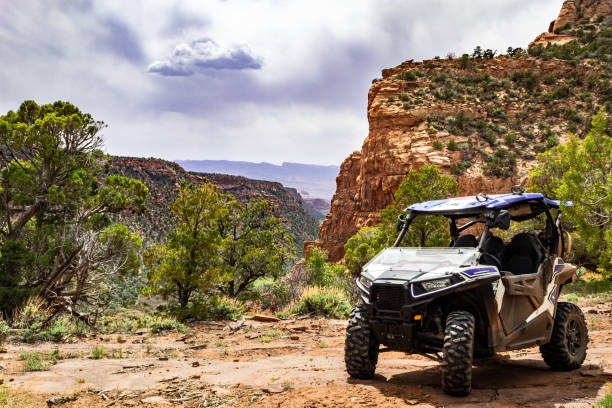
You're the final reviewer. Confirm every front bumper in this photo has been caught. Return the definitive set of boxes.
[360,282,432,352]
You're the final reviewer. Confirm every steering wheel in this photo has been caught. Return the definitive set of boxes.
[480,252,502,270]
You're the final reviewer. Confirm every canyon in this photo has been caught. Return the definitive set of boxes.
[110,157,319,257]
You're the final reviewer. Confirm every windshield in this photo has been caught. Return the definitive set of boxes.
[363,247,479,275]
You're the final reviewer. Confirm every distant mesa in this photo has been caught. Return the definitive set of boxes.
[175,160,339,202]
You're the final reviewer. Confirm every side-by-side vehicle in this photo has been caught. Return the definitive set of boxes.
[345,187,588,396]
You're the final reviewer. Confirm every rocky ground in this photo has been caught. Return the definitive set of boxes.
[1,301,611,408]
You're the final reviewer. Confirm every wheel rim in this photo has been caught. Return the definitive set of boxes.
[566,318,582,356]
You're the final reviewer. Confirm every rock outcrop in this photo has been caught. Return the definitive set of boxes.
[530,0,612,47]
[312,0,611,261]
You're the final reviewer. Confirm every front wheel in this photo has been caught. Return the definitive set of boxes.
[540,302,588,370]
[441,310,475,396]
[344,304,379,379]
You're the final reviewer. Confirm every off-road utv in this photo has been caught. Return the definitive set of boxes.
[345,187,588,396]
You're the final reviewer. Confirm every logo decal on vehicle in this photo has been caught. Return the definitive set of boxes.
[463,267,497,276]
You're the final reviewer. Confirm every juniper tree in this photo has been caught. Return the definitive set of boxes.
[0,101,147,321]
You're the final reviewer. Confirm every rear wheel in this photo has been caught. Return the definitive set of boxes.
[441,311,475,396]
[344,304,379,379]
[540,302,588,370]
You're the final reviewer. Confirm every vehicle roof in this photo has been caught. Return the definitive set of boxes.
[407,193,572,216]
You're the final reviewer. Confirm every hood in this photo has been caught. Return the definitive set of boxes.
[362,247,480,282]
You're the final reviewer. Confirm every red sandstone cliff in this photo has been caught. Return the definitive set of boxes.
[531,0,612,47]
[314,0,611,261]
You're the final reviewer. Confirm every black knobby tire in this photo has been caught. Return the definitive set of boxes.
[441,310,475,396]
[344,304,379,379]
[540,302,588,370]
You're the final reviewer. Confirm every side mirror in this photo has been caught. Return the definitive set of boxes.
[494,210,511,230]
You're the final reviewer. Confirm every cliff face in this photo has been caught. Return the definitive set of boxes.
[531,0,612,46]
[110,157,318,257]
[315,0,611,261]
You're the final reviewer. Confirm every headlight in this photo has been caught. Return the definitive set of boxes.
[358,275,372,290]
[421,278,451,292]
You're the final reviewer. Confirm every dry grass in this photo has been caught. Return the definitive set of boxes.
[0,386,40,408]
[12,296,52,327]
[278,285,348,317]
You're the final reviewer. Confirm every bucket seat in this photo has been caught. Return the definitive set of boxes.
[501,233,545,275]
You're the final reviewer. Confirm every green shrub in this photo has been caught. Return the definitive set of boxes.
[148,317,187,334]
[547,136,558,148]
[446,139,458,151]
[400,71,417,81]
[399,93,410,102]
[19,352,49,372]
[563,107,581,123]
[99,309,147,333]
[554,86,570,99]
[450,161,471,175]
[290,286,352,319]
[304,247,347,288]
[91,346,105,360]
[493,125,507,134]
[483,148,517,177]
[481,129,497,146]
[204,298,245,321]
[510,70,539,91]
[504,132,517,147]
[534,143,547,153]
[12,298,84,343]
[433,73,447,83]
[431,139,443,150]
[542,73,555,85]
[457,54,472,69]
[490,108,506,120]
[454,110,470,131]
[0,319,9,345]
[433,87,454,101]
[541,91,555,104]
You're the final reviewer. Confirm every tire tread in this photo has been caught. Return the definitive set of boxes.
[344,304,378,379]
[441,311,475,396]
[540,302,588,370]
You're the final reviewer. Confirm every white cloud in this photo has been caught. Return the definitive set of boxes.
[147,38,262,76]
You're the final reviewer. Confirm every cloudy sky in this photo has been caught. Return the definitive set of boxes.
[0,0,561,165]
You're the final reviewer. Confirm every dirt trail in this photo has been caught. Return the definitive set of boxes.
[1,305,611,407]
